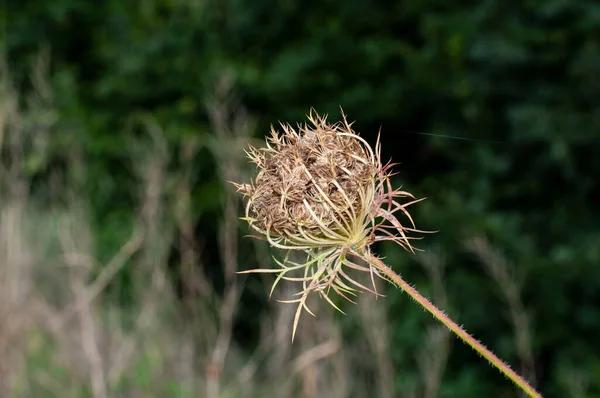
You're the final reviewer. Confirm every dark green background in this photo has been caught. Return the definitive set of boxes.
[3,0,600,397]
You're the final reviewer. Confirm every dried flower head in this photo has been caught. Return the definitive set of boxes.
[233,108,424,340]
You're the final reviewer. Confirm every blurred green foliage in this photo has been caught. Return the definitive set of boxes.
[4,0,600,396]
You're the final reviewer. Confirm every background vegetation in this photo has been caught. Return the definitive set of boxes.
[1,0,599,397]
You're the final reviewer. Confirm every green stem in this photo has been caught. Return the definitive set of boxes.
[368,254,543,398]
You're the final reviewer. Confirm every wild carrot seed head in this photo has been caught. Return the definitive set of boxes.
[236,110,377,248]
[233,108,425,340]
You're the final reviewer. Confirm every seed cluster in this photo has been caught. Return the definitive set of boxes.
[239,111,376,243]
[234,109,423,341]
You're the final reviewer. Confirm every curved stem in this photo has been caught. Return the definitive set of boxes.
[368,254,543,398]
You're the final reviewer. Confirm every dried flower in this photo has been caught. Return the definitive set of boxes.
[233,109,424,340]
[233,109,543,398]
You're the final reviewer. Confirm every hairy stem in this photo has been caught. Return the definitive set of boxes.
[368,254,542,398]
